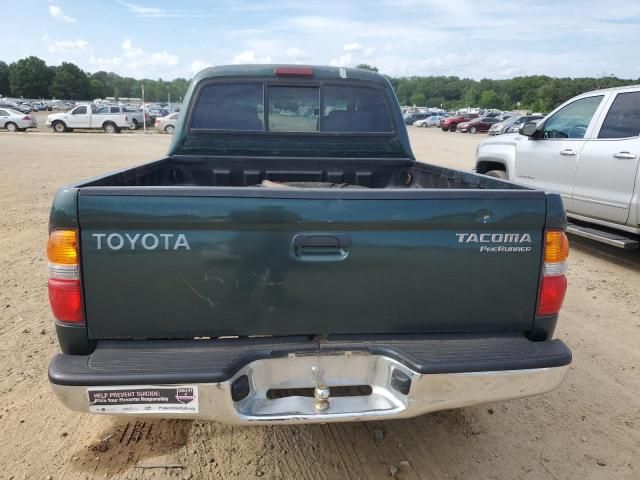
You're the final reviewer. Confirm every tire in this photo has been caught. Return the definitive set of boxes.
[449,124,457,132]
[129,119,138,130]
[469,126,477,134]
[164,125,175,135]
[103,122,119,134]
[6,122,18,133]
[485,170,507,179]
[441,126,449,132]
[52,121,67,133]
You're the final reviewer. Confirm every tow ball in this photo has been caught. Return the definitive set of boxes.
[314,385,330,411]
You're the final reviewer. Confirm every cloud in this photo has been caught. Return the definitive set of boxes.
[114,0,215,18]
[190,60,211,74]
[89,38,179,76]
[285,47,307,62]
[48,39,92,55]
[343,43,363,52]
[114,0,163,16]
[48,5,77,23]
[232,50,272,64]
[330,53,352,67]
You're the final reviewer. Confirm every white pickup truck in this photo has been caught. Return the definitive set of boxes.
[95,105,148,130]
[476,85,640,249]
[46,104,133,133]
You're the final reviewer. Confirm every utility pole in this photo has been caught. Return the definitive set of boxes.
[142,84,146,134]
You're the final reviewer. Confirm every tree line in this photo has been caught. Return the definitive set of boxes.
[0,56,189,103]
[1,56,638,111]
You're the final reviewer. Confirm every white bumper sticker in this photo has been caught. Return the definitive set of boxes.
[87,385,198,414]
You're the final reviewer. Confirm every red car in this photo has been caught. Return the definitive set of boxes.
[457,116,501,134]
[441,113,479,132]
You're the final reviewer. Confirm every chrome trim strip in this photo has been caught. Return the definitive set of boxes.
[51,353,569,425]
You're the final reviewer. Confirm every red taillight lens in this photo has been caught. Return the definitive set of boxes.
[537,275,567,316]
[23,115,31,120]
[47,229,84,324]
[48,278,83,323]
[537,230,569,316]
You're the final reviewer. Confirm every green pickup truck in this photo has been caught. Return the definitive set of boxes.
[47,65,571,424]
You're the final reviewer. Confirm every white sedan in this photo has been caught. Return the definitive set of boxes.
[413,115,444,127]
[0,108,38,132]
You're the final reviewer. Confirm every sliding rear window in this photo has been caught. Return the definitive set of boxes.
[190,83,393,133]
[191,83,265,131]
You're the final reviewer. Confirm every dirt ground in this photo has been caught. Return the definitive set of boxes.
[0,126,638,480]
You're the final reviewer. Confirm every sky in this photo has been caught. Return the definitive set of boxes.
[2,0,640,80]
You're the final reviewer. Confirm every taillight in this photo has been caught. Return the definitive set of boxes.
[537,230,569,316]
[47,229,84,324]
[125,115,128,122]
[274,66,313,76]
[23,115,31,121]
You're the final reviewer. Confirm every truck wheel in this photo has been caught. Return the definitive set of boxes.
[6,122,18,132]
[164,125,175,135]
[103,122,119,134]
[449,124,457,132]
[485,170,507,179]
[129,119,138,130]
[52,121,67,133]
[469,126,478,134]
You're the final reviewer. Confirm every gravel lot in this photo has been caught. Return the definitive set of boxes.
[0,126,638,480]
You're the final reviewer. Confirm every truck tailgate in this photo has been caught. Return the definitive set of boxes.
[78,191,546,339]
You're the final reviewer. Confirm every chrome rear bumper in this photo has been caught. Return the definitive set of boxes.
[51,351,569,425]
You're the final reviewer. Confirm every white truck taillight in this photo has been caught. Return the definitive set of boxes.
[537,230,569,316]
[47,230,84,324]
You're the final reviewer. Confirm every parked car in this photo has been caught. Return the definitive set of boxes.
[403,112,431,125]
[488,115,544,136]
[46,103,133,133]
[413,114,444,127]
[155,112,179,134]
[145,108,169,123]
[0,102,30,114]
[457,117,500,133]
[504,116,544,133]
[96,105,147,130]
[0,108,38,132]
[47,64,571,425]
[476,85,640,249]
[441,113,479,132]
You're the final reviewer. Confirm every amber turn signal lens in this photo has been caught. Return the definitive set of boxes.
[544,230,569,263]
[47,230,78,265]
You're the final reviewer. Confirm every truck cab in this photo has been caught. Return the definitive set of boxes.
[476,86,640,249]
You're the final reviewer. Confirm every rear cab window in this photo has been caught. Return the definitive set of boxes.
[189,82,393,134]
[598,91,640,139]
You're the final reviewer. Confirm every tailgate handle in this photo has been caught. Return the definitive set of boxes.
[292,234,351,261]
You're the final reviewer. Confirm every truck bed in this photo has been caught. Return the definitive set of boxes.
[79,156,522,190]
[62,157,550,341]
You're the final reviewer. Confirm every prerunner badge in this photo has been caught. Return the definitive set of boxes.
[87,386,198,414]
